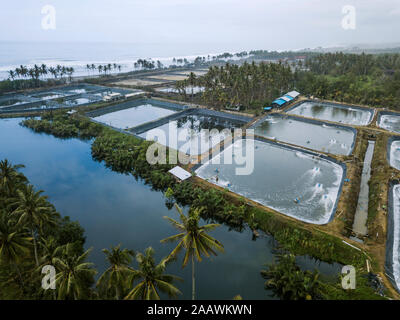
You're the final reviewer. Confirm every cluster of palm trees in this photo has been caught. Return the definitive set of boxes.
[86,63,122,77]
[173,71,198,100]
[174,61,294,109]
[134,59,156,70]
[0,159,224,300]
[8,64,75,83]
[261,253,322,300]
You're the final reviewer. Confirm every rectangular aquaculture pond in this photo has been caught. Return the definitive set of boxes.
[386,183,400,293]
[195,139,345,224]
[252,114,356,155]
[378,112,400,134]
[287,101,373,126]
[389,138,400,171]
[92,101,179,130]
[138,113,245,155]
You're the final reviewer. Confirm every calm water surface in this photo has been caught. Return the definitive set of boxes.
[196,139,344,225]
[93,104,176,130]
[139,115,244,156]
[0,118,341,299]
[288,102,372,126]
[379,114,400,134]
[253,114,355,155]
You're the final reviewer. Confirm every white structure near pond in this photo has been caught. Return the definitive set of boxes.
[168,166,191,181]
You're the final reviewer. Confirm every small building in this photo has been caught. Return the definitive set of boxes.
[168,166,192,181]
[263,106,273,112]
[225,104,244,112]
[271,91,300,108]
[271,98,287,108]
[103,92,122,102]
[286,91,300,99]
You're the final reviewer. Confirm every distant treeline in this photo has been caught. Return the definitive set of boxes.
[172,52,400,111]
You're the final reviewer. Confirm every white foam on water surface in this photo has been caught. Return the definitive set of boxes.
[390,141,400,170]
[196,139,344,225]
[379,115,400,134]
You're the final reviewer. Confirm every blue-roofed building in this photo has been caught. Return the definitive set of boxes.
[272,98,287,107]
[271,91,300,108]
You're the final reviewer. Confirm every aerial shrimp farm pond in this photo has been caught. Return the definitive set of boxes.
[287,101,373,126]
[378,112,400,134]
[386,183,400,293]
[90,99,182,130]
[252,114,356,155]
[137,111,249,156]
[389,138,400,171]
[195,138,345,225]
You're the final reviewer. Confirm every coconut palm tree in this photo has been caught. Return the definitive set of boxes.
[0,159,27,197]
[52,243,96,300]
[38,236,61,267]
[97,244,135,299]
[160,204,224,300]
[11,185,54,266]
[0,211,32,289]
[124,247,182,300]
[8,70,15,81]
[261,253,322,300]
[187,72,197,100]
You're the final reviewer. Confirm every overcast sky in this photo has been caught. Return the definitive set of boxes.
[1,0,399,52]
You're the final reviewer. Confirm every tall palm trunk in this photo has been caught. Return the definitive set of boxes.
[192,255,195,300]
[31,228,39,266]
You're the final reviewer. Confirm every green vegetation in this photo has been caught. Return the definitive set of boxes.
[0,158,184,300]
[2,64,75,94]
[261,253,322,300]
[261,253,386,300]
[0,159,89,299]
[367,134,388,226]
[125,247,182,300]
[171,52,400,111]
[96,245,135,299]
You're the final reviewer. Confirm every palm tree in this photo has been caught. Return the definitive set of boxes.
[187,72,197,100]
[11,185,54,266]
[124,247,182,300]
[97,245,135,299]
[0,159,27,197]
[8,70,15,81]
[261,253,322,300]
[160,204,224,300]
[39,236,61,267]
[0,211,32,289]
[52,243,96,300]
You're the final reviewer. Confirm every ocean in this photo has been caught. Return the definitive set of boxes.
[0,41,228,80]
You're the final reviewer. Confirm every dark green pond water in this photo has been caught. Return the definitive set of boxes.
[0,118,342,299]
